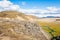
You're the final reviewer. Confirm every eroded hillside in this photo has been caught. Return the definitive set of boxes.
[0,11,38,21]
[0,11,47,40]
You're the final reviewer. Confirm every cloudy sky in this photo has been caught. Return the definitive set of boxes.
[0,0,60,17]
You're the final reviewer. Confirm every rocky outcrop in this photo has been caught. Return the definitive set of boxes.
[0,11,47,40]
[0,18,47,40]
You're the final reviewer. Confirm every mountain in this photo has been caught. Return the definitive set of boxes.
[0,11,18,18]
[0,11,39,21]
[0,11,47,40]
[42,16,60,18]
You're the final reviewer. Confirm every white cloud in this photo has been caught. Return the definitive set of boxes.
[0,0,60,17]
[20,7,60,17]
[3,0,8,1]
[46,7,60,13]
[0,0,20,11]
[19,8,60,17]
[8,5,20,10]
[47,7,58,11]
[19,7,60,14]
[0,1,12,8]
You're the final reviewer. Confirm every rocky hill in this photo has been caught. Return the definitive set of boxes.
[0,11,47,40]
[0,11,38,21]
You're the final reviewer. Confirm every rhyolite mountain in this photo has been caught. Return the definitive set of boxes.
[0,11,39,21]
[0,11,47,40]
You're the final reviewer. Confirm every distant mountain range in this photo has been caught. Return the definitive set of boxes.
[42,16,60,18]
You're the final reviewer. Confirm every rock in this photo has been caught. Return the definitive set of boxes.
[0,18,47,40]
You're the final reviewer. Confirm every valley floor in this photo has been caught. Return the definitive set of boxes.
[37,18,60,40]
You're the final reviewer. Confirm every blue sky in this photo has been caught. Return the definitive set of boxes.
[9,0,60,9]
[0,0,60,17]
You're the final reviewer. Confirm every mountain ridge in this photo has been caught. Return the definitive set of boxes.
[0,11,39,21]
[0,11,48,40]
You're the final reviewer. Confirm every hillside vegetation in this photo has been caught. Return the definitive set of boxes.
[37,18,60,37]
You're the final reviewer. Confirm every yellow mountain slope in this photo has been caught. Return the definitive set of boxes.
[0,11,38,21]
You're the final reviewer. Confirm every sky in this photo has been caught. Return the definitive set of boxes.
[9,0,60,9]
[0,0,60,17]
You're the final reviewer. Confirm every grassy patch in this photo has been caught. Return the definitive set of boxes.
[37,21,60,37]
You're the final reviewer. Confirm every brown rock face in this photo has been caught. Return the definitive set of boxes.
[0,18,47,40]
[0,11,47,40]
[0,11,19,18]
